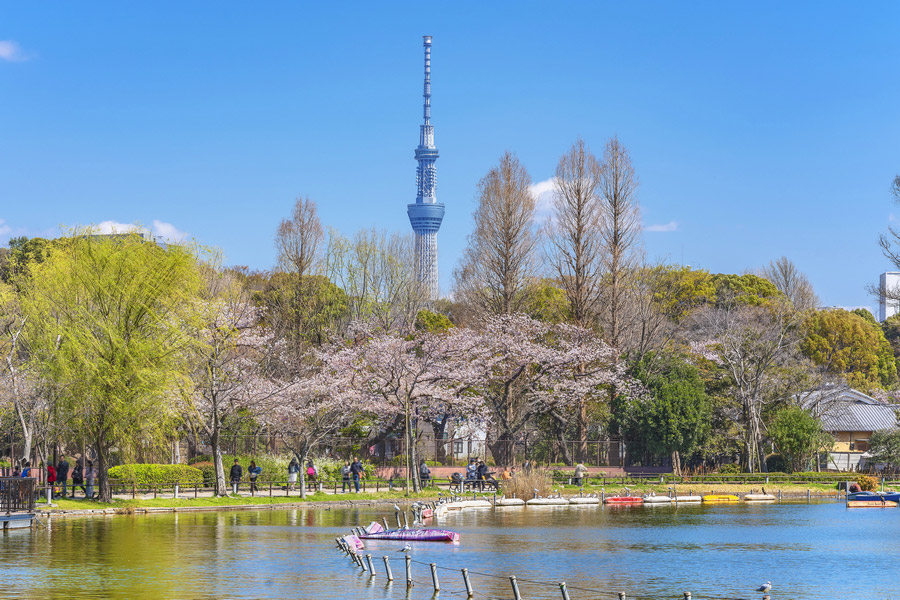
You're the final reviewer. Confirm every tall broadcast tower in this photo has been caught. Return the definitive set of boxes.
[407,35,444,300]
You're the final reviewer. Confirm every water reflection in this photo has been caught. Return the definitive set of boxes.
[0,502,896,599]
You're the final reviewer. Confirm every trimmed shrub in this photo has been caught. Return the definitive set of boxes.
[857,475,878,491]
[717,463,741,474]
[191,461,216,486]
[765,454,787,473]
[108,464,203,486]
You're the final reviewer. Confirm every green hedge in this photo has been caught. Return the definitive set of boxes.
[108,464,203,486]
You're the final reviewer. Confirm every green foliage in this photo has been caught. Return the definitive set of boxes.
[108,464,203,486]
[415,309,453,333]
[618,352,712,467]
[20,233,205,499]
[651,266,717,320]
[0,459,10,468]
[190,462,217,486]
[521,278,571,324]
[765,454,787,473]
[711,273,781,306]
[881,313,900,359]
[857,474,878,492]
[802,309,899,391]
[256,273,349,347]
[717,463,741,474]
[868,429,900,469]
[852,308,878,325]
[2,236,52,285]
[768,406,833,473]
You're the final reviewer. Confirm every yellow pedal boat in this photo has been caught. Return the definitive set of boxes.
[703,494,740,503]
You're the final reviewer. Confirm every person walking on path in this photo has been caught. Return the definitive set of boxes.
[248,460,261,493]
[419,460,431,487]
[350,458,364,493]
[85,461,96,499]
[305,461,317,492]
[47,463,57,497]
[71,461,84,498]
[229,459,243,495]
[57,458,69,499]
[574,462,587,486]
[287,458,299,491]
[341,461,351,493]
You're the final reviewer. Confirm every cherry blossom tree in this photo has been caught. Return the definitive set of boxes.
[472,314,636,466]
[187,275,287,496]
[321,323,485,493]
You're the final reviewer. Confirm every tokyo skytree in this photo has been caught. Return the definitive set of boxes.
[406,35,444,300]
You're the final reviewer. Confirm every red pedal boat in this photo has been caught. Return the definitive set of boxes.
[604,496,644,505]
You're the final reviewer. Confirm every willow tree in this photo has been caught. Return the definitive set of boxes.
[20,232,203,501]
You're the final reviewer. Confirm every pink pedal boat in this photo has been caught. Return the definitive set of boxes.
[358,521,460,542]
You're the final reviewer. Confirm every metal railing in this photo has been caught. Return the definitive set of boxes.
[0,477,35,513]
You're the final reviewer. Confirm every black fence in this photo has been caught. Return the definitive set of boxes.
[0,477,35,513]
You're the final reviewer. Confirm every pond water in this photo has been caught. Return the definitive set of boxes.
[0,501,897,599]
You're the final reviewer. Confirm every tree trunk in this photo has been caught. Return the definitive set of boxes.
[96,441,111,503]
[671,450,681,477]
[488,437,514,467]
[299,450,308,500]
[576,399,588,463]
[212,427,227,497]
[405,405,419,494]
[556,429,573,466]
[431,416,448,464]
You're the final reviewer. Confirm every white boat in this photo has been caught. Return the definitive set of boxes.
[568,497,600,505]
[495,498,526,507]
[642,496,672,504]
[744,494,776,502]
[672,495,702,503]
[458,499,492,508]
[526,497,570,506]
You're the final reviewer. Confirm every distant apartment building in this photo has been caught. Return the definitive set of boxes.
[879,271,900,321]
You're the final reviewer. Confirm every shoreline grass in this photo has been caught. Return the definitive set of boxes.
[33,481,857,514]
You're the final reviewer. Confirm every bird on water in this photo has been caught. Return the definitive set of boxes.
[756,581,772,592]
[397,543,412,553]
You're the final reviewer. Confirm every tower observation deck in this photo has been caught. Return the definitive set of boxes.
[407,35,444,300]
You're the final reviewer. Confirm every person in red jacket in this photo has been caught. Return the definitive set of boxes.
[47,463,57,498]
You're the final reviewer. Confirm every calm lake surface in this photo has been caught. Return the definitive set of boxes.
[0,501,897,599]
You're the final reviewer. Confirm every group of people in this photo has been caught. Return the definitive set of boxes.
[226,457,367,494]
[12,457,97,499]
[463,458,497,491]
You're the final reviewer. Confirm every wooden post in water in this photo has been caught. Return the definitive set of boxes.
[382,517,389,530]
[383,556,394,581]
[510,576,522,600]
[405,555,413,587]
[807,488,811,503]
[683,593,691,600]
[462,568,473,596]
[618,593,626,600]
[366,554,376,575]
[559,581,571,600]
[430,563,440,592]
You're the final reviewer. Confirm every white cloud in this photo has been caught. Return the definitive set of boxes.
[93,221,147,235]
[151,220,188,242]
[0,219,12,237]
[645,221,678,232]
[529,177,556,217]
[0,40,29,62]
[87,220,188,242]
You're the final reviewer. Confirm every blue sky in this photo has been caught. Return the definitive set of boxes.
[2,2,899,311]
